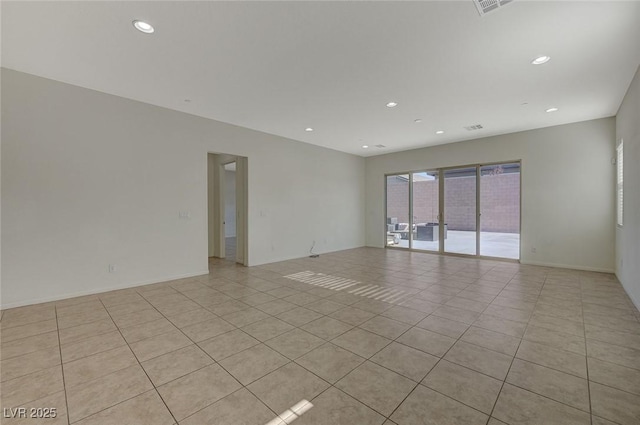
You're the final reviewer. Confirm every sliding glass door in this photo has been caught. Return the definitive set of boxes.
[385,161,520,260]
[443,167,477,255]
[385,174,410,248]
[480,163,521,259]
[412,171,440,252]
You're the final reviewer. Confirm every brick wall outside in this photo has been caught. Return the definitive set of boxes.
[386,173,520,233]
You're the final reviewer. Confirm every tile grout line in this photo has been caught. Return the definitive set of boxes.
[54,305,72,425]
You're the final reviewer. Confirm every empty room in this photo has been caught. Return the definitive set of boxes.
[2,1,640,425]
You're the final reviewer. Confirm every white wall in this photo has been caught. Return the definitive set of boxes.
[1,69,365,308]
[224,169,236,238]
[615,66,640,309]
[365,118,616,273]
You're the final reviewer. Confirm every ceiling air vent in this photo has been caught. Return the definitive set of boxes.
[473,0,514,16]
[464,124,484,131]
[374,144,386,148]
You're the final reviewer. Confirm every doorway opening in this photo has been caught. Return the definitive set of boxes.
[224,162,237,260]
[207,153,248,265]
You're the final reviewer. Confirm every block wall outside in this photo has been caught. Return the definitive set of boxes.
[385,173,520,233]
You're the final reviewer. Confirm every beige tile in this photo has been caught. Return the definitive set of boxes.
[444,341,512,380]
[57,309,112,329]
[180,388,275,425]
[142,344,213,386]
[60,330,126,363]
[301,316,353,340]
[432,305,481,324]
[75,390,174,425]
[332,328,391,358]
[1,319,58,343]
[398,297,440,314]
[586,324,640,351]
[111,308,164,329]
[588,357,640,395]
[587,339,640,371]
[590,381,640,425]
[329,307,376,326]
[0,365,63,408]
[5,390,68,425]
[255,299,297,315]
[219,343,289,385]
[59,319,116,345]
[461,326,521,356]
[1,346,61,382]
[506,359,589,411]
[445,297,489,313]
[119,318,177,344]
[248,362,329,413]
[265,328,325,359]
[1,306,56,329]
[277,306,323,327]
[396,327,456,357]
[180,317,235,342]
[391,385,488,425]
[167,308,217,328]
[422,360,502,414]
[351,299,393,315]
[295,387,385,425]
[64,345,137,388]
[336,361,416,416]
[523,324,586,355]
[0,330,59,360]
[221,307,270,327]
[416,315,470,339]
[359,315,411,339]
[157,364,241,421]
[381,306,429,325]
[493,383,590,425]
[198,329,259,361]
[208,300,251,316]
[529,312,585,337]
[242,317,294,342]
[371,342,439,382]
[66,364,153,423]
[516,340,587,378]
[305,299,347,315]
[284,292,322,306]
[474,313,528,338]
[129,329,192,362]
[296,342,365,384]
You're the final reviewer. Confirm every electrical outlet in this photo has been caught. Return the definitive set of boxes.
[108,264,117,273]
[531,247,537,253]
[179,211,191,219]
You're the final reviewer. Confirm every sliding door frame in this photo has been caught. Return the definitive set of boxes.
[384,159,522,262]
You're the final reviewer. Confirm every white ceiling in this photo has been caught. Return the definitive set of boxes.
[2,1,639,157]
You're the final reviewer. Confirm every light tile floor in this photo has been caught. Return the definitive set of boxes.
[2,247,640,425]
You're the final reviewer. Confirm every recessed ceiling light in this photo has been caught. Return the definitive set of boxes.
[305,127,314,132]
[386,102,398,108]
[436,130,445,135]
[133,20,154,34]
[414,119,422,123]
[531,56,551,65]
[362,145,369,149]
[546,107,559,113]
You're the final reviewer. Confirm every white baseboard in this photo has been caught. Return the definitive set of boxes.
[519,260,614,274]
[0,270,210,310]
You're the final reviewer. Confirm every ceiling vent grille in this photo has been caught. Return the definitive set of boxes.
[473,0,514,16]
[374,144,386,148]
[464,124,484,131]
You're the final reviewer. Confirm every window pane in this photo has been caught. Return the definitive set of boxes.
[386,175,410,248]
[480,163,520,259]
